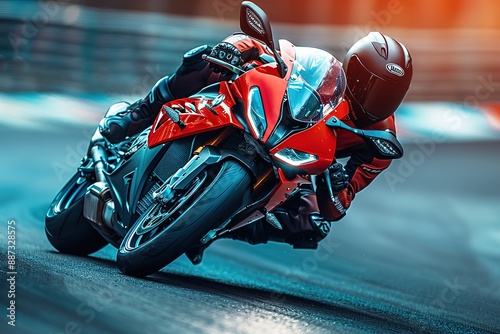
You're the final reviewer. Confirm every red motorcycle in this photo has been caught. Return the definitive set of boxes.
[45,1,403,277]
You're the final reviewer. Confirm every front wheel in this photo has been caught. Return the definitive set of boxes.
[117,160,252,277]
[45,172,108,255]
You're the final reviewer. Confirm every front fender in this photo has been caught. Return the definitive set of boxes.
[170,146,258,192]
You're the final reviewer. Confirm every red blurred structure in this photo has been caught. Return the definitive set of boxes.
[77,0,500,30]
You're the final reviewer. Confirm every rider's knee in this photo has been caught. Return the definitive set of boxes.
[287,213,332,249]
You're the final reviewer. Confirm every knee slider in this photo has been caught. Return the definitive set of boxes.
[309,213,331,240]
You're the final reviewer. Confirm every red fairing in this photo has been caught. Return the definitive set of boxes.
[230,64,287,141]
[148,82,244,148]
[233,39,347,176]
[270,119,337,175]
[230,39,296,143]
[269,101,350,176]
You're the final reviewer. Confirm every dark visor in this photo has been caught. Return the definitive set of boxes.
[347,56,409,120]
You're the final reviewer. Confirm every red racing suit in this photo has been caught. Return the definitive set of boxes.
[317,115,394,221]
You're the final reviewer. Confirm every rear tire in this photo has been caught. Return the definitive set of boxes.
[117,160,251,277]
[45,173,108,255]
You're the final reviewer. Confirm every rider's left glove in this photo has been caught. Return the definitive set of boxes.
[317,162,350,195]
[209,42,243,75]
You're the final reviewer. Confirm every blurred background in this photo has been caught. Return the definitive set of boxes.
[1,0,499,101]
[1,0,500,138]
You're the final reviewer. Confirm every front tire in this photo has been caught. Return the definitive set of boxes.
[45,173,108,255]
[117,160,252,277]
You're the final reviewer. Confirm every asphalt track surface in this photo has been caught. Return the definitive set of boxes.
[1,121,500,334]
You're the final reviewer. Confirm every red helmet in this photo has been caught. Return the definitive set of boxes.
[343,32,413,128]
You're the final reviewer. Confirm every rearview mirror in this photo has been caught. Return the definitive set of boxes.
[240,1,275,50]
[240,1,287,77]
[326,117,404,159]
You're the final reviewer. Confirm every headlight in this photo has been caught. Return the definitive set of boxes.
[274,148,318,166]
[247,86,267,140]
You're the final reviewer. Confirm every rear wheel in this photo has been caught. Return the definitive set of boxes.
[45,173,108,255]
[117,160,251,277]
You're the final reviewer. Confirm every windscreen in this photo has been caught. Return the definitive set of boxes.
[287,47,346,123]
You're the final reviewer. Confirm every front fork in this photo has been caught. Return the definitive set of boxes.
[154,145,258,204]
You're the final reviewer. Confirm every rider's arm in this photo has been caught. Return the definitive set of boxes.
[167,34,270,99]
[316,116,396,221]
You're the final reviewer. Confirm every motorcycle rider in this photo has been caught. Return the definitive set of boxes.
[100,32,413,264]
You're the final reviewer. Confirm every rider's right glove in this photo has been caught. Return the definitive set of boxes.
[208,42,243,75]
[317,162,350,196]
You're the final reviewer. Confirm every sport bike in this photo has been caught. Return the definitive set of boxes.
[45,1,403,277]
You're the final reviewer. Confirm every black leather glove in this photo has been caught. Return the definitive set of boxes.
[242,61,259,72]
[317,162,350,195]
[209,42,243,74]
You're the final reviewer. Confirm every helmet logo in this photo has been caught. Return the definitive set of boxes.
[386,63,405,77]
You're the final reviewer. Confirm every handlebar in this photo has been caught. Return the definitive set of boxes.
[201,54,245,75]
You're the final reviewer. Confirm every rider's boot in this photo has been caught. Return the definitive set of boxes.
[185,221,269,265]
[185,190,332,265]
[99,76,175,143]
